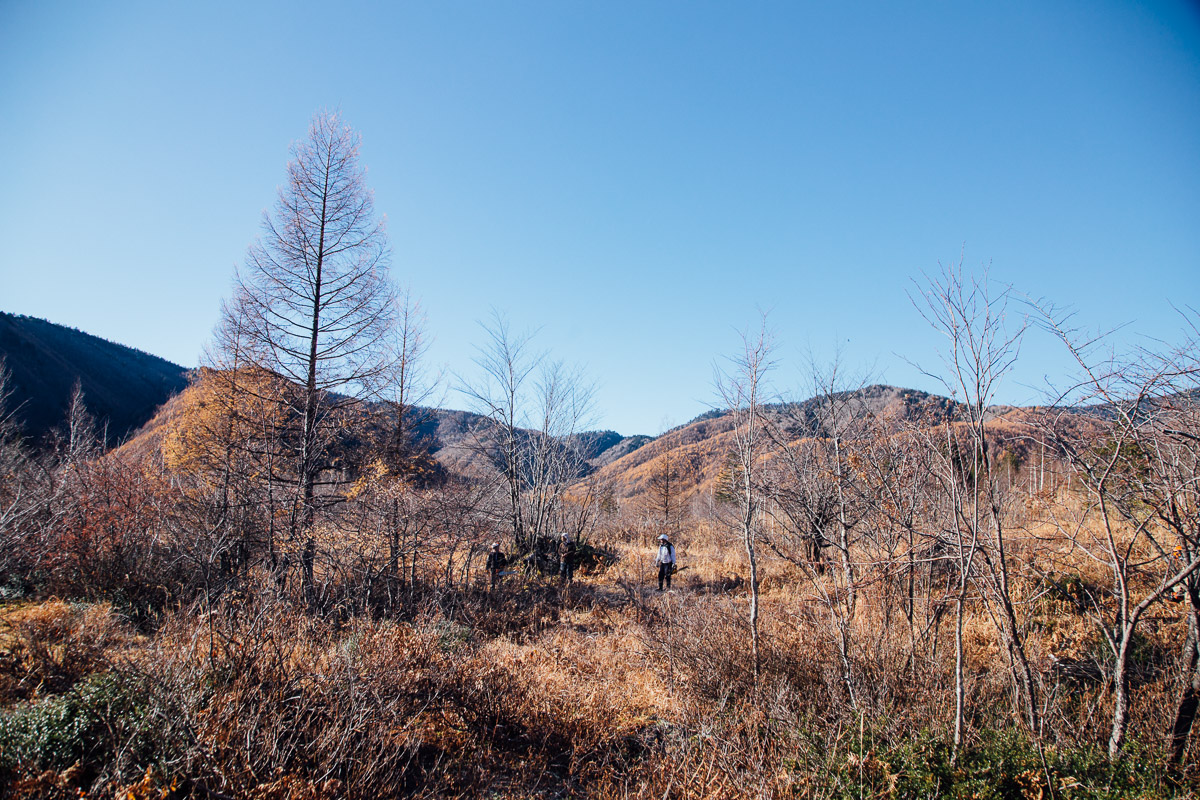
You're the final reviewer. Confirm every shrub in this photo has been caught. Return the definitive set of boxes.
[815,727,1197,800]
[0,671,170,792]
[0,600,131,701]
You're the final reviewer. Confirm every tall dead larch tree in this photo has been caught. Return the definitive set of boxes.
[222,110,397,590]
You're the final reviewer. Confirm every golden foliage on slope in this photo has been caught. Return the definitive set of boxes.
[586,415,737,505]
[159,367,291,484]
[586,395,1092,513]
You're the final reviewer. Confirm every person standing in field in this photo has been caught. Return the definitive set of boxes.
[486,542,507,591]
[558,533,577,584]
[655,534,676,591]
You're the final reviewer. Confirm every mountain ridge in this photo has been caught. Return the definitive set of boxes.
[2,314,1042,500]
[0,311,191,446]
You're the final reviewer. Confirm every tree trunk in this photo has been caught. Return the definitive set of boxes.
[1170,601,1200,763]
[1109,638,1131,758]
[296,177,328,603]
[954,596,966,754]
[833,434,856,618]
[982,435,1040,735]
[388,499,400,612]
[745,498,761,681]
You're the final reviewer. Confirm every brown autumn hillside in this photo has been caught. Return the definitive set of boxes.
[115,368,649,481]
[585,385,976,506]
[118,377,1050,511]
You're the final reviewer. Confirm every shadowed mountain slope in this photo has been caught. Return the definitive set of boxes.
[0,311,190,446]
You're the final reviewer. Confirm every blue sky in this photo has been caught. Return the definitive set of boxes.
[2,1,1198,435]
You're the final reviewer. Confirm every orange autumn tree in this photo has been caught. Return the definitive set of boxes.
[162,366,290,488]
[162,365,295,580]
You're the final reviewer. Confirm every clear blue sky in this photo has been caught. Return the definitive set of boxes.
[2,1,1198,435]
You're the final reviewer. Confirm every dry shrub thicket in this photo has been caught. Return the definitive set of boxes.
[1,281,1200,798]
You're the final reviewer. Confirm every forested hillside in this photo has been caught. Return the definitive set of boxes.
[119,378,646,483]
[0,312,189,446]
[588,385,963,505]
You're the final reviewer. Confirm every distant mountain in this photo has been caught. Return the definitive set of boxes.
[0,312,190,446]
[117,377,649,481]
[585,385,971,507]
[7,313,1036,499]
[396,409,649,478]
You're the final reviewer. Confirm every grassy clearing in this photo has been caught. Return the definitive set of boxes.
[0,505,1197,798]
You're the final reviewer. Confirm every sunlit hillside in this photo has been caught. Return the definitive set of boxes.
[588,385,961,508]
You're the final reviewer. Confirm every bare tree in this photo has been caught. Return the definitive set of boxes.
[926,409,985,753]
[459,313,538,553]
[855,410,948,670]
[459,312,596,556]
[345,290,444,604]
[0,358,28,540]
[758,359,870,706]
[220,110,399,595]
[715,317,775,680]
[806,359,870,618]
[1150,326,1200,763]
[1034,306,1200,758]
[644,423,689,540]
[523,358,596,546]
[0,357,46,586]
[378,287,442,474]
[912,262,1040,737]
[230,110,395,518]
[60,380,100,465]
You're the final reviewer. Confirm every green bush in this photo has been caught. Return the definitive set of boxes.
[820,728,1194,800]
[0,671,167,786]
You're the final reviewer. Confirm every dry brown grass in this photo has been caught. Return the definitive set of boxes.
[3,488,1198,798]
[0,600,135,703]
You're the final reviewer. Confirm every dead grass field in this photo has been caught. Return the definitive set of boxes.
[1,495,1198,799]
